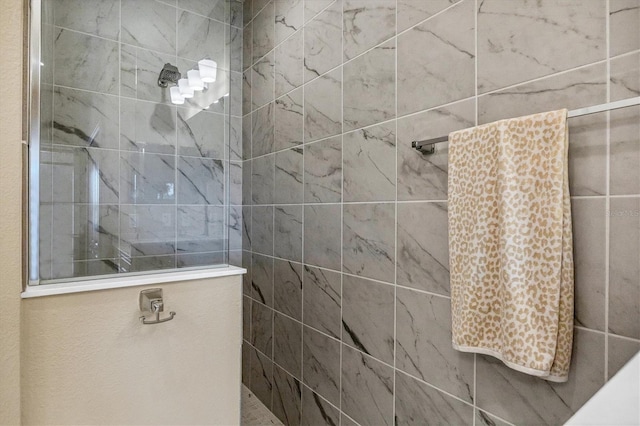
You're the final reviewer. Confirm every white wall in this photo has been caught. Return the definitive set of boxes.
[0,0,24,423]
[0,2,243,424]
[21,276,242,425]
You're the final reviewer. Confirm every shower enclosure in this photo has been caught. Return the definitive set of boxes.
[29,0,242,284]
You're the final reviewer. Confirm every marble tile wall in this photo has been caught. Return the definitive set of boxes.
[39,0,243,280]
[240,0,640,425]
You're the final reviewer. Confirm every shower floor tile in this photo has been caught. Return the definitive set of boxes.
[241,385,283,425]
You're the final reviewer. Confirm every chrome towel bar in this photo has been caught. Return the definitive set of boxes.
[412,96,640,155]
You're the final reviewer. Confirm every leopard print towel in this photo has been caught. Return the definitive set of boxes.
[448,109,574,382]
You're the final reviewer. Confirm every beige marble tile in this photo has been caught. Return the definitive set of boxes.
[610,0,640,57]
[343,0,395,60]
[397,202,450,295]
[343,203,395,283]
[610,106,640,195]
[609,197,640,339]
[343,39,396,131]
[397,0,475,116]
[397,0,460,33]
[477,0,606,93]
[608,335,640,379]
[397,99,475,201]
[343,122,396,202]
[304,68,342,142]
[396,288,474,402]
[275,0,303,44]
[476,328,605,425]
[571,198,606,331]
[395,370,474,425]
[304,0,343,81]
[341,345,394,426]
[479,63,607,124]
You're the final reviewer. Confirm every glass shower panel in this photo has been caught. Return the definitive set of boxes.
[36,0,235,282]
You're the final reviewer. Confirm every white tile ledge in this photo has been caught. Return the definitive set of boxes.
[22,266,247,299]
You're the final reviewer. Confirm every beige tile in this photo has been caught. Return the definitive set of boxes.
[477,0,606,93]
[274,88,304,151]
[304,0,343,81]
[304,136,342,203]
[303,326,341,405]
[610,0,640,57]
[341,345,394,426]
[275,30,304,97]
[275,0,303,44]
[476,328,605,425]
[610,106,640,195]
[343,0,395,60]
[272,366,301,425]
[397,0,475,116]
[343,39,396,131]
[608,335,640,379]
[479,63,607,124]
[249,347,274,410]
[251,52,275,109]
[273,259,302,319]
[395,370,474,425]
[397,99,475,201]
[396,0,460,33]
[302,265,341,338]
[396,288,474,402]
[609,197,640,339]
[253,0,275,63]
[304,68,342,142]
[301,386,340,426]
[343,122,396,202]
[571,198,606,331]
[610,52,640,102]
[397,202,449,295]
[273,313,302,378]
[343,203,395,283]
[567,112,607,196]
[342,274,395,364]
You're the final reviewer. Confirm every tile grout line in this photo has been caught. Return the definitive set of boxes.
[339,0,345,420]
[248,0,254,396]
[247,41,633,163]
[246,322,480,420]
[604,0,611,383]
[249,281,473,369]
[392,1,399,424]
[270,1,276,415]
[300,2,307,420]
[248,250,457,300]
[249,2,622,120]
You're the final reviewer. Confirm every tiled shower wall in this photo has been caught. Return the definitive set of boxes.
[38,0,243,280]
[240,0,639,425]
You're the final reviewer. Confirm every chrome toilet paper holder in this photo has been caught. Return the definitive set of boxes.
[139,288,176,325]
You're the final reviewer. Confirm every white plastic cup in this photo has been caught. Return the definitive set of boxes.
[178,78,194,98]
[187,69,204,91]
[198,59,217,83]
[170,86,185,105]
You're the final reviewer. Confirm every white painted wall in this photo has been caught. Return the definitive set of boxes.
[0,0,24,423]
[0,2,243,425]
[21,276,242,425]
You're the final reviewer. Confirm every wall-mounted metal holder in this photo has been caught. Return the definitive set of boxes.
[410,97,640,156]
[411,135,448,155]
[139,288,176,325]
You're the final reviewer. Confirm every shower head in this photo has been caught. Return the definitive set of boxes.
[158,63,181,88]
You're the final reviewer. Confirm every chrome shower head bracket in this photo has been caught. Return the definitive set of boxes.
[158,63,181,88]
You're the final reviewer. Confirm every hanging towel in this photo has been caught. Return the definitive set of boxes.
[448,109,574,382]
